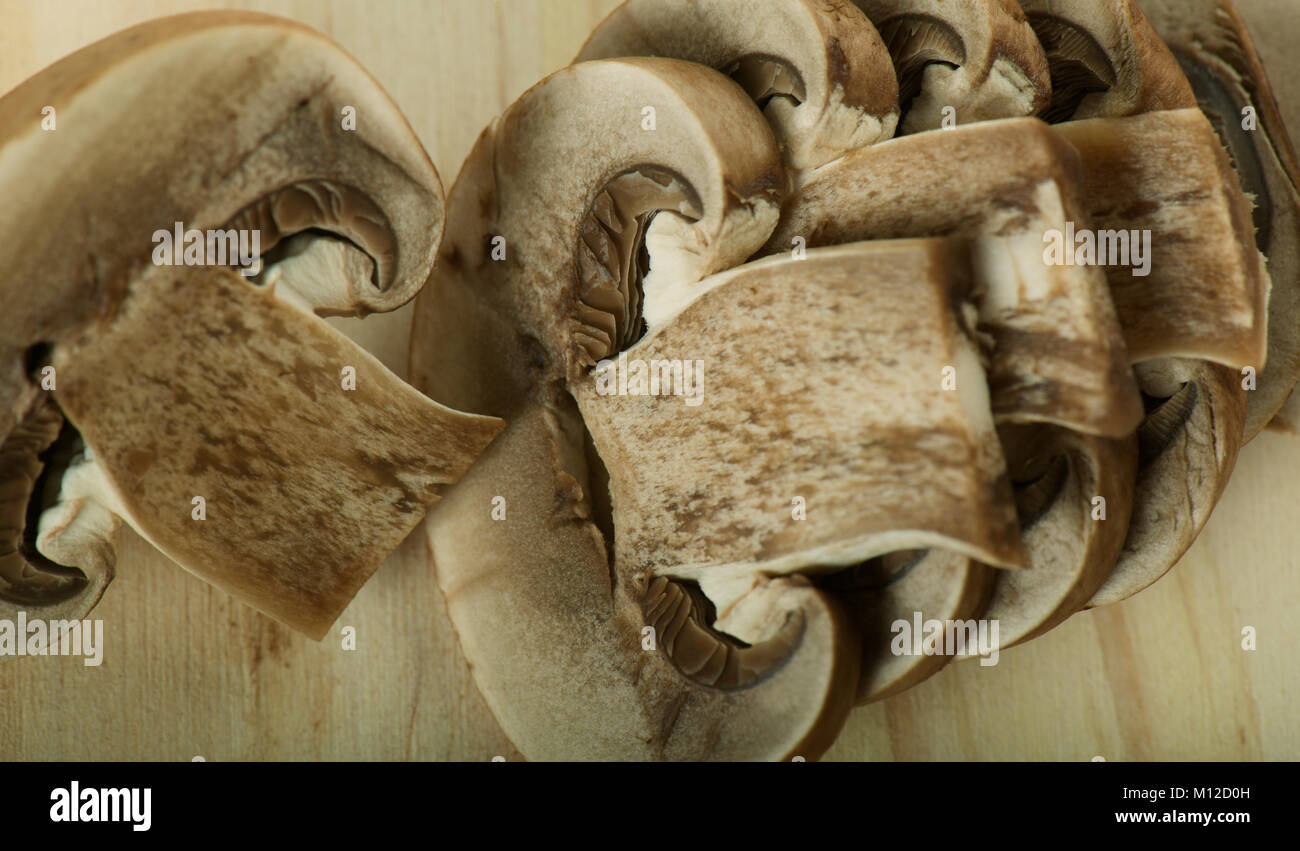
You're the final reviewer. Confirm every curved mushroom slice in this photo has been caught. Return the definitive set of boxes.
[576,241,1028,593]
[47,264,501,639]
[413,58,825,759]
[1023,4,1257,605]
[765,117,1142,439]
[0,12,500,635]
[853,0,1051,132]
[583,242,1028,707]
[1089,360,1244,606]
[1018,0,1195,121]
[954,427,1137,656]
[824,550,991,702]
[1138,0,1300,440]
[577,0,900,174]
[414,57,785,399]
[426,402,859,760]
[1053,110,1269,370]
[1051,110,1262,604]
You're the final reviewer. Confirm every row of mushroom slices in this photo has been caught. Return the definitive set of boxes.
[410,0,1298,759]
[2,1,1295,762]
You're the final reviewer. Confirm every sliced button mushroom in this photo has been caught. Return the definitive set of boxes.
[0,12,502,637]
[1138,0,1300,440]
[583,241,1027,705]
[765,117,1143,439]
[853,0,1051,132]
[1018,0,1195,121]
[49,263,502,638]
[824,548,991,702]
[1023,3,1258,606]
[577,0,901,175]
[412,58,839,760]
[576,240,1027,596]
[956,426,1137,655]
[760,115,1146,667]
[1053,109,1269,371]
[1088,358,1244,606]
[411,57,785,408]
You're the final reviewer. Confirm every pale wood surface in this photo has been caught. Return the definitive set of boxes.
[1,0,1296,761]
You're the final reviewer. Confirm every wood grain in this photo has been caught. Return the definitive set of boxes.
[1,0,1296,761]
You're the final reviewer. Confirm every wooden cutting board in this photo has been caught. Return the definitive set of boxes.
[2,0,1296,761]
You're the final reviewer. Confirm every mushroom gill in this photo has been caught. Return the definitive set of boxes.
[875,14,965,110]
[575,168,697,364]
[642,575,803,689]
[1025,13,1117,123]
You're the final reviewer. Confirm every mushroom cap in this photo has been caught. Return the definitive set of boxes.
[2,11,444,426]
[1019,0,1196,120]
[764,116,1143,439]
[854,0,1051,131]
[577,0,900,173]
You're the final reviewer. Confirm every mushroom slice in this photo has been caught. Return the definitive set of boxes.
[585,241,1026,706]
[0,398,115,623]
[765,117,1143,439]
[1088,359,1244,606]
[853,0,1051,132]
[1137,0,1300,439]
[1053,109,1269,371]
[42,263,501,639]
[956,426,1137,656]
[578,241,1027,591]
[0,12,502,635]
[577,0,900,175]
[762,117,1146,665]
[412,59,1006,759]
[1052,107,1262,607]
[1018,0,1195,121]
[824,549,991,702]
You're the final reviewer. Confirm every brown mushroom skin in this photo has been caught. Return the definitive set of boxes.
[0,11,487,635]
[577,0,901,173]
[854,0,1051,132]
[1024,1,1256,606]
